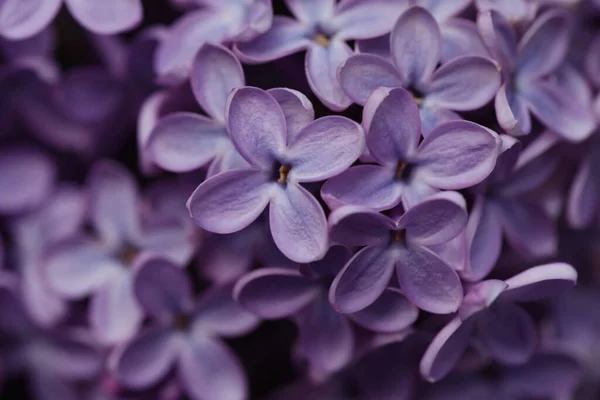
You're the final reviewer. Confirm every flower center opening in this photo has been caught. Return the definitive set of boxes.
[274,163,292,184]
[391,229,406,244]
[408,86,424,105]
[395,161,414,181]
[174,313,192,331]
[314,33,330,47]
[118,244,139,264]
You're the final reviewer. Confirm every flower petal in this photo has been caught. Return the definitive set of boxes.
[187,169,272,234]
[321,164,402,211]
[286,116,364,182]
[234,16,311,63]
[0,0,61,40]
[147,112,229,173]
[328,206,394,247]
[267,87,315,139]
[133,257,193,322]
[178,336,247,400]
[567,155,600,228]
[500,263,577,303]
[349,287,418,332]
[397,191,467,246]
[329,245,395,313]
[419,105,461,137]
[476,10,517,71]
[226,86,286,167]
[331,0,407,40]
[439,18,489,63]
[420,316,476,382]
[364,87,421,165]
[417,120,500,189]
[419,0,471,21]
[305,40,353,111]
[21,262,67,328]
[338,54,404,105]
[65,0,142,34]
[112,327,177,389]
[233,268,319,319]
[391,6,441,86]
[458,279,508,320]
[426,55,500,111]
[284,0,334,23]
[269,183,328,263]
[494,84,531,136]
[478,302,536,365]
[396,244,462,314]
[190,43,245,123]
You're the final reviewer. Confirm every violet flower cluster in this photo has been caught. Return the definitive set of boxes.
[1,0,600,399]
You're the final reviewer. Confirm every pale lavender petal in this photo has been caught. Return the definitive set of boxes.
[439,18,489,63]
[0,0,61,40]
[478,302,536,364]
[364,87,421,165]
[21,263,67,328]
[112,327,177,389]
[555,64,592,107]
[355,34,391,58]
[321,164,402,211]
[33,331,102,379]
[516,9,569,80]
[500,263,577,303]
[226,87,286,167]
[476,0,535,24]
[234,16,311,63]
[178,336,247,400]
[396,244,462,314]
[419,105,461,137]
[428,232,467,272]
[458,279,508,320]
[147,112,229,173]
[65,0,142,34]
[567,156,599,228]
[88,160,141,247]
[190,43,245,123]
[133,257,193,322]
[418,0,471,21]
[285,0,334,23]
[137,91,169,175]
[519,81,595,142]
[416,120,500,189]
[187,169,272,234]
[338,54,403,105]
[269,183,328,263]
[349,287,418,332]
[233,268,319,319]
[420,316,476,382]
[426,55,500,111]
[495,84,531,136]
[391,6,441,86]
[286,116,364,182]
[397,191,467,246]
[476,10,517,72]
[267,88,315,139]
[305,40,353,111]
[90,272,143,345]
[329,245,395,313]
[331,0,407,40]
[328,206,394,247]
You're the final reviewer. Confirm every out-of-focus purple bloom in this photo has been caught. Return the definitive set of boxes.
[567,129,600,229]
[235,246,418,380]
[111,257,258,400]
[155,0,273,84]
[187,86,364,263]
[420,263,577,382]
[44,161,196,345]
[328,191,467,314]
[478,8,595,141]
[0,0,142,40]
[340,6,500,134]
[235,0,407,110]
[322,87,501,211]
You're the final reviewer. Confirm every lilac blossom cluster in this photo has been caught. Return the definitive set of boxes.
[1,0,600,399]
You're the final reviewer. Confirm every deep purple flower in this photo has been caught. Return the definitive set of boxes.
[155,0,273,84]
[44,161,196,345]
[0,0,142,40]
[187,86,364,263]
[111,257,258,400]
[328,191,467,314]
[235,0,407,110]
[234,246,418,379]
[321,87,501,211]
[420,263,577,382]
[339,6,500,135]
[478,8,595,141]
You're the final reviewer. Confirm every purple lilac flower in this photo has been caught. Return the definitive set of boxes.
[478,8,595,140]
[420,262,577,382]
[187,86,364,263]
[234,245,418,380]
[44,161,196,345]
[0,0,142,40]
[322,87,501,211]
[567,131,600,229]
[155,0,273,84]
[235,0,407,110]
[339,6,500,135]
[111,257,258,400]
[328,191,467,314]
